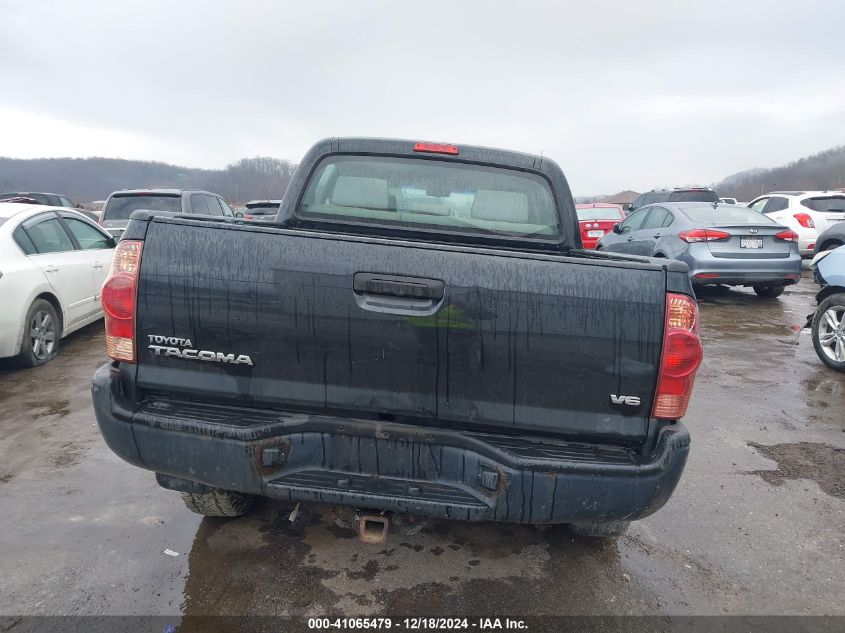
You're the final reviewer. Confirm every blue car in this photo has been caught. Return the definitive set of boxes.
[810,246,845,371]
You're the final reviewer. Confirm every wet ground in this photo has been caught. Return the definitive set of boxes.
[0,275,843,619]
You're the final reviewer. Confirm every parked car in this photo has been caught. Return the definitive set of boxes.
[747,191,845,257]
[597,202,801,298]
[240,199,282,221]
[719,197,738,205]
[0,202,115,366]
[92,137,703,540]
[575,203,625,249]
[629,187,719,213]
[99,189,235,239]
[0,191,79,208]
[813,220,845,254]
[808,247,845,372]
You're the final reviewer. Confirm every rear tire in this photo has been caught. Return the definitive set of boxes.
[12,299,60,368]
[819,241,843,252]
[180,489,255,517]
[568,520,631,538]
[753,285,785,298]
[812,293,845,373]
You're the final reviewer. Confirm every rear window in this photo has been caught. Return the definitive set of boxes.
[801,197,845,213]
[577,207,624,221]
[669,190,720,203]
[103,195,181,220]
[296,155,559,239]
[682,206,777,225]
[245,204,279,214]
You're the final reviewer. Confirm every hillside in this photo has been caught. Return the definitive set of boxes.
[716,146,845,201]
[0,156,296,204]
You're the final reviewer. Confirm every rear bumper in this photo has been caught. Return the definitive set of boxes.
[92,363,690,524]
[681,248,802,286]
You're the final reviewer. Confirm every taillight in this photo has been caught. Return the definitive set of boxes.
[413,142,459,155]
[677,229,731,243]
[793,213,814,228]
[652,293,703,419]
[775,230,799,242]
[102,240,143,362]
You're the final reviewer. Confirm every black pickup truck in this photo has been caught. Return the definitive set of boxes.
[92,138,703,538]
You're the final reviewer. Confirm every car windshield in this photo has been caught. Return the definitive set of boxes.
[669,190,720,203]
[683,206,777,225]
[801,197,845,212]
[296,155,559,239]
[103,195,182,220]
[246,205,278,214]
[577,207,623,221]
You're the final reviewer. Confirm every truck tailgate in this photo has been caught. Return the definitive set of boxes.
[135,219,666,444]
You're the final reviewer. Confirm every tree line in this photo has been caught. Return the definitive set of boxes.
[0,156,297,204]
[715,145,845,201]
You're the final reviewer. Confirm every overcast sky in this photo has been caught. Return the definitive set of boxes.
[1,0,844,194]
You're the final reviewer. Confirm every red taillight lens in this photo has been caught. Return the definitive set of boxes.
[102,240,143,362]
[792,213,814,228]
[413,142,459,155]
[244,214,254,220]
[652,293,703,419]
[775,230,799,242]
[677,229,731,243]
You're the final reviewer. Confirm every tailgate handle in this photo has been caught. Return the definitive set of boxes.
[353,273,445,300]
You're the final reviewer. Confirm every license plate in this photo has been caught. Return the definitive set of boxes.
[741,238,763,249]
[587,229,604,237]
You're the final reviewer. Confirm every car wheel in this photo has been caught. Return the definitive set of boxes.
[812,293,845,372]
[819,241,843,252]
[180,488,255,517]
[13,299,61,368]
[752,285,785,298]
[568,520,630,539]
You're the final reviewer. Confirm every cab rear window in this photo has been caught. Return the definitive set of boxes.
[296,155,559,239]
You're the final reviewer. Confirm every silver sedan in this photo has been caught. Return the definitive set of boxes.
[597,202,803,298]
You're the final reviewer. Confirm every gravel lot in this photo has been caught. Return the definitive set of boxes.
[0,275,842,621]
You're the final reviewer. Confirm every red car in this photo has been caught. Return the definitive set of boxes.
[576,203,626,249]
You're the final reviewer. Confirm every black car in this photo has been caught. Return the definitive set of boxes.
[629,187,720,213]
[0,191,78,208]
[814,221,845,254]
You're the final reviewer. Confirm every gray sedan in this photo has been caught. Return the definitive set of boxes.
[597,202,803,298]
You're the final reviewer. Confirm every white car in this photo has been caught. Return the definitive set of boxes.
[748,191,845,257]
[0,203,115,367]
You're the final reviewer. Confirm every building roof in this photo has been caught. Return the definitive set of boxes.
[600,190,640,205]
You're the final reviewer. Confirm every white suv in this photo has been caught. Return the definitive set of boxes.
[748,191,845,257]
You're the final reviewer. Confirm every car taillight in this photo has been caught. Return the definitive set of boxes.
[413,142,459,155]
[101,240,143,362]
[677,229,731,243]
[652,293,703,420]
[792,213,814,228]
[775,230,799,242]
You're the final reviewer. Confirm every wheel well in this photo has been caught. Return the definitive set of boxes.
[654,252,667,258]
[817,286,845,303]
[34,292,64,334]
